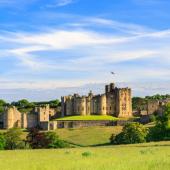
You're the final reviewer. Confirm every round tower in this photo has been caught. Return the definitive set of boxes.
[79,97,86,116]
[5,106,14,129]
[100,94,107,115]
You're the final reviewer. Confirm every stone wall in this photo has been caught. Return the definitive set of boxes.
[56,120,116,129]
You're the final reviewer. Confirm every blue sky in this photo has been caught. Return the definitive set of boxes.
[0,0,170,101]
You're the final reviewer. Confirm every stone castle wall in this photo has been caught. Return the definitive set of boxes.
[61,83,132,118]
[2,104,55,129]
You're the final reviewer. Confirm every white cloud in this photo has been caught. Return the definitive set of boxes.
[46,0,75,8]
[0,17,170,93]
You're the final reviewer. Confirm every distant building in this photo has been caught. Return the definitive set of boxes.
[61,83,132,118]
[1,105,56,130]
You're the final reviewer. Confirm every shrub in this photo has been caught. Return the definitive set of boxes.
[44,131,69,148]
[149,115,156,122]
[82,151,92,157]
[110,123,148,144]
[0,133,6,150]
[5,128,23,150]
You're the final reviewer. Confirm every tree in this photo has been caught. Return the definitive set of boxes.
[110,123,148,144]
[0,99,7,113]
[26,128,68,149]
[5,128,23,150]
[147,104,170,141]
[132,97,146,111]
[26,128,44,149]
[0,133,6,150]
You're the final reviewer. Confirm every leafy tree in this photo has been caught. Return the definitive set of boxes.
[0,133,6,150]
[0,99,6,106]
[0,99,7,113]
[26,128,44,149]
[147,104,170,141]
[132,97,147,110]
[110,123,148,144]
[5,128,23,150]
[27,128,68,149]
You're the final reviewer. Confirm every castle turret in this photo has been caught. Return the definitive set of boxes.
[37,104,50,122]
[115,88,132,117]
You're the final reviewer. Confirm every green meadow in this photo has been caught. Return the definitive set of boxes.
[56,115,118,121]
[0,141,169,170]
[57,126,122,146]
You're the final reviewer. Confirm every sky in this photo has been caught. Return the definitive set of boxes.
[0,0,170,101]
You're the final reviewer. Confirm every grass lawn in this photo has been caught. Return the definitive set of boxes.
[56,126,122,146]
[0,141,169,170]
[56,115,118,121]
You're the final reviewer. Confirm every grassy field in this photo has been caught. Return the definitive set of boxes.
[0,141,169,170]
[0,123,153,147]
[56,115,118,121]
[57,126,122,146]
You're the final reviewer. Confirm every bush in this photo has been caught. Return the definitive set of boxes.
[0,133,6,150]
[44,131,69,148]
[149,115,156,122]
[5,128,23,150]
[82,151,92,157]
[110,123,148,144]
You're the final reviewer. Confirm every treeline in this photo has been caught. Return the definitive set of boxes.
[0,128,69,150]
[132,94,170,110]
[110,104,170,144]
[0,99,61,113]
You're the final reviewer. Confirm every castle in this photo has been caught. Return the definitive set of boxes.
[0,82,133,130]
[0,105,56,130]
[61,83,132,118]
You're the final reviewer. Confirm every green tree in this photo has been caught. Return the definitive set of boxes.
[26,129,68,149]
[0,99,7,113]
[0,133,6,150]
[110,123,148,144]
[5,128,23,150]
[147,104,170,141]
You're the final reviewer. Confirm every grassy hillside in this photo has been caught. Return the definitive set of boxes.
[56,115,118,121]
[56,126,122,146]
[0,141,169,170]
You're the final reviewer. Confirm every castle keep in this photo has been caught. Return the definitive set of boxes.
[61,83,132,118]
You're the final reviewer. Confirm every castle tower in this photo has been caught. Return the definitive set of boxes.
[4,106,14,129]
[79,96,86,116]
[99,94,107,115]
[3,106,22,129]
[115,88,132,117]
[37,104,50,122]
[86,91,93,115]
